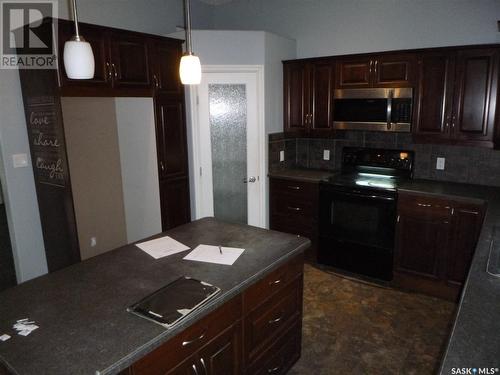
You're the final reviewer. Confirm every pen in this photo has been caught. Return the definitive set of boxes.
[219,246,223,254]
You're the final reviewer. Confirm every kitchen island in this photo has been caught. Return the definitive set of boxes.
[0,218,309,375]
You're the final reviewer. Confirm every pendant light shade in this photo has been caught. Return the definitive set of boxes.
[180,0,201,85]
[180,53,201,85]
[63,0,95,79]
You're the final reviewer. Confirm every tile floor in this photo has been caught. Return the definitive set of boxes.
[290,264,456,375]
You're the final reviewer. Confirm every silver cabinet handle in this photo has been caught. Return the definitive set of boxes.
[287,206,301,211]
[182,329,207,347]
[153,74,159,88]
[417,203,432,207]
[200,358,207,375]
[106,62,112,80]
[269,278,281,286]
[287,185,300,190]
[268,366,281,374]
[374,60,378,74]
[268,312,284,325]
[192,363,199,375]
[112,63,118,78]
[160,161,165,172]
[369,60,373,74]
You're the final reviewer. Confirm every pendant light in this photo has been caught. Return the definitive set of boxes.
[63,0,95,79]
[179,0,201,85]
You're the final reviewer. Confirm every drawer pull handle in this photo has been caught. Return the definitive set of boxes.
[268,366,281,374]
[268,312,284,325]
[200,358,207,374]
[269,279,282,286]
[287,186,301,190]
[287,206,301,211]
[417,203,432,207]
[182,330,207,347]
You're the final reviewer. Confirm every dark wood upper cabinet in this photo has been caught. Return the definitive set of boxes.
[58,22,110,88]
[414,47,499,147]
[452,48,499,142]
[374,54,416,87]
[110,32,151,89]
[310,62,334,132]
[283,60,334,134]
[413,52,456,138]
[150,40,183,95]
[335,58,372,88]
[336,54,415,88]
[283,62,309,132]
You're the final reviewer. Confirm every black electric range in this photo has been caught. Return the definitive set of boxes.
[318,147,415,281]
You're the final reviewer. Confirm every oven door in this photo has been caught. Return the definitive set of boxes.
[318,187,397,280]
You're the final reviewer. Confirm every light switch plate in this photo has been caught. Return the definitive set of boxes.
[436,157,445,170]
[279,150,285,162]
[90,237,97,247]
[12,153,28,168]
[323,149,330,161]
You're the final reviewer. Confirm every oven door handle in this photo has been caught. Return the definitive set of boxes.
[331,190,395,201]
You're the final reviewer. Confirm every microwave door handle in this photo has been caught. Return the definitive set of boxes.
[386,89,393,130]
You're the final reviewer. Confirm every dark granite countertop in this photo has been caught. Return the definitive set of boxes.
[268,168,336,183]
[0,218,309,375]
[272,169,500,372]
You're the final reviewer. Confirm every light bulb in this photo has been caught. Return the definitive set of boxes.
[63,39,95,79]
[179,54,201,85]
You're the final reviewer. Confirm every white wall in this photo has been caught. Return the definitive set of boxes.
[211,0,500,58]
[115,98,162,244]
[0,0,213,282]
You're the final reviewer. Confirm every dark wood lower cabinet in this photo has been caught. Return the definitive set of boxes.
[269,178,319,260]
[394,192,485,300]
[124,254,304,375]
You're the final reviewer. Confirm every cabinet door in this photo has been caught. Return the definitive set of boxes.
[335,58,372,88]
[110,32,151,89]
[395,212,451,280]
[151,39,183,95]
[310,61,334,133]
[154,97,189,179]
[58,22,110,88]
[413,52,456,138]
[451,48,499,143]
[197,324,241,375]
[283,62,309,132]
[446,204,484,285]
[159,177,191,231]
[373,54,416,87]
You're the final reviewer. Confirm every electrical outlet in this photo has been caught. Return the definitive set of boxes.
[279,150,285,162]
[323,149,330,161]
[436,157,445,170]
[90,237,97,247]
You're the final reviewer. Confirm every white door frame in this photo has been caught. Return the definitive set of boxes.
[188,65,266,228]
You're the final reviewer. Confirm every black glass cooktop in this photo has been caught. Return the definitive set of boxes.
[128,277,220,328]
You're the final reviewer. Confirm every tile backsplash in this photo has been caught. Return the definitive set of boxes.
[269,131,500,187]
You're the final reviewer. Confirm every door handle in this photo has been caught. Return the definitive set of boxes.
[244,176,257,183]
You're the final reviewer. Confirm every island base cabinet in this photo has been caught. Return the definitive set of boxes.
[124,254,304,375]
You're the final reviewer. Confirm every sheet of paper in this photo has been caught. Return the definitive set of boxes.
[136,236,190,259]
[183,245,244,266]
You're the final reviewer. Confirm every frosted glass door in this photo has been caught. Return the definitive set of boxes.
[197,69,262,227]
[209,84,248,224]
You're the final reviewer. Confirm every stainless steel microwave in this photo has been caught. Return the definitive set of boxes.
[333,88,413,132]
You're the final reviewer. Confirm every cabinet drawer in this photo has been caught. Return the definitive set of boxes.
[243,254,303,313]
[398,193,453,219]
[246,320,301,375]
[270,178,317,200]
[244,277,303,363]
[131,295,242,375]
[272,194,314,217]
[270,214,313,239]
